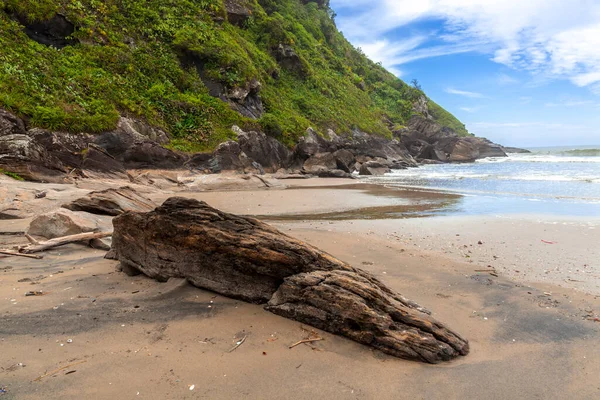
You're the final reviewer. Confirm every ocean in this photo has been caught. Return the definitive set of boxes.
[365,146,600,217]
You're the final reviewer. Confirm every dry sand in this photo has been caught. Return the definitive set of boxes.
[1,174,599,399]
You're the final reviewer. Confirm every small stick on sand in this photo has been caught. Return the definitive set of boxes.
[289,338,323,349]
[0,250,43,259]
[227,335,247,353]
[34,360,87,382]
[25,234,40,244]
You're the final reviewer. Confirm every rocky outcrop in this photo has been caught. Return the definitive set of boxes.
[62,186,155,216]
[294,129,416,176]
[227,79,264,119]
[223,0,252,26]
[0,110,185,181]
[273,44,306,76]
[399,115,507,163]
[13,14,77,49]
[502,146,531,154]
[110,197,469,363]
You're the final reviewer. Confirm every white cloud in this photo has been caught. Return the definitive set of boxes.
[333,0,600,89]
[459,107,481,113]
[545,100,595,107]
[519,96,532,104]
[445,88,486,98]
[497,73,518,85]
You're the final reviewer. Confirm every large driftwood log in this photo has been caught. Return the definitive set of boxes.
[111,197,469,363]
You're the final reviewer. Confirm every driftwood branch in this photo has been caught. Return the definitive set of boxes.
[227,336,247,353]
[34,360,87,382]
[0,250,43,259]
[18,232,112,254]
[289,337,323,349]
[25,234,40,244]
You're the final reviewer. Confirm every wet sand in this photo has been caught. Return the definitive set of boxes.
[1,174,600,399]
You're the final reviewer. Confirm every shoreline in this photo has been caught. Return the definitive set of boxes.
[1,173,599,399]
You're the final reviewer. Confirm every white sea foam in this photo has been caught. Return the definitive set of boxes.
[477,154,600,163]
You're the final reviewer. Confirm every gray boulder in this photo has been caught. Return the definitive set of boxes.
[303,152,337,174]
[28,209,105,239]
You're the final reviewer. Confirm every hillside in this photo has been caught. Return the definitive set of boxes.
[0,0,468,153]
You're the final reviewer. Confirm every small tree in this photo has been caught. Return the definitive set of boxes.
[410,79,422,91]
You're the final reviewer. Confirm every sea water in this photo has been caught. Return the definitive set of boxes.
[365,146,600,217]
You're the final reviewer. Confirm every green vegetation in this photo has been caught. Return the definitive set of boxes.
[0,0,468,150]
[0,168,24,180]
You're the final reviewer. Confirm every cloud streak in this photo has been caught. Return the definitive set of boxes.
[445,88,486,98]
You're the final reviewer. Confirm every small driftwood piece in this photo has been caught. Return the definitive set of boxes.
[289,338,323,349]
[34,360,87,382]
[25,234,40,244]
[0,250,43,259]
[227,336,247,353]
[18,232,112,254]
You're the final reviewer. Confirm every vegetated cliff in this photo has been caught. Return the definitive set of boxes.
[0,0,469,153]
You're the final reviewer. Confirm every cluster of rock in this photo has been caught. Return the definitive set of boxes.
[1,105,516,183]
[109,196,469,363]
[0,108,415,182]
[399,115,508,163]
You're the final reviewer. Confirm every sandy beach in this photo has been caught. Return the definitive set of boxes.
[1,174,599,399]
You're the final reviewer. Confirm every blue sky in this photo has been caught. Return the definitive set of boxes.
[330,0,600,147]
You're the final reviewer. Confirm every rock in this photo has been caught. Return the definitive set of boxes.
[236,128,291,172]
[465,137,507,159]
[412,95,433,119]
[418,159,445,165]
[14,14,77,49]
[267,270,469,363]
[359,163,390,176]
[118,141,185,169]
[28,209,103,239]
[94,117,183,169]
[0,122,93,182]
[448,139,479,162]
[80,145,128,178]
[294,129,334,160]
[113,117,170,145]
[345,130,417,167]
[119,262,141,277]
[62,186,155,216]
[110,198,469,363]
[332,149,355,172]
[401,115,507,163]
[89,237,112,251]
[303,152,337,174]
[0,109,182,182]
[273,44,306,76]
[314,169,353,178]
[502,146,531,154]
[227,79,264,119]
[223,0,252,26]
[0,109,26,135]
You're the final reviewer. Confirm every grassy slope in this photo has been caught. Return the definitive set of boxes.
[0,0,468,152]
